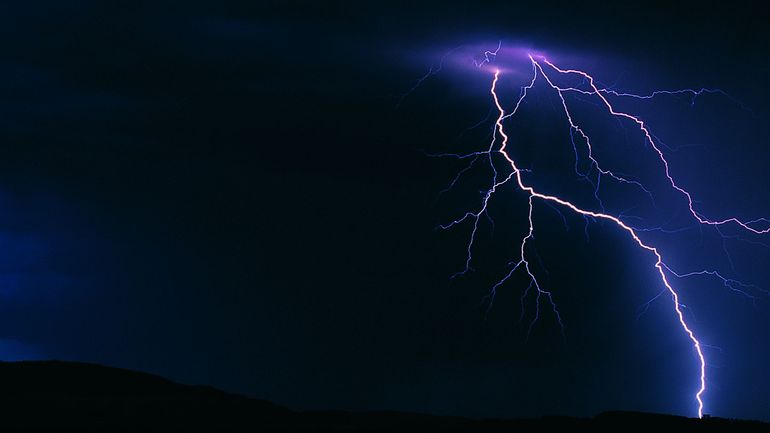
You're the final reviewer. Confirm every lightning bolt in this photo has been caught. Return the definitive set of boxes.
[489,65,706,417]
[430,46,770,419]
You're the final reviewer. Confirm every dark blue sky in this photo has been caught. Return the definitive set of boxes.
[0,0,767,422]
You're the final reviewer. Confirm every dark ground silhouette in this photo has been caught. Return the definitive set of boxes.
[0,361,766,432]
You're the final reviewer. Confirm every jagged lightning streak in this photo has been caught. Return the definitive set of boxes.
[484,67,706,417]
[428,46,768,419]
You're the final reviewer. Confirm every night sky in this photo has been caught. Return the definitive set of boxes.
[1,0,768,422]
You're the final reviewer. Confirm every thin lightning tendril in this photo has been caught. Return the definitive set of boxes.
[540,58,770,234]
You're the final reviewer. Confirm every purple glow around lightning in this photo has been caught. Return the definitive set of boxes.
[430,45,770,419]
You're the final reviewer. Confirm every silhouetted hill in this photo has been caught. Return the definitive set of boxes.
[0,360,291,432]
[0,360,766,432]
